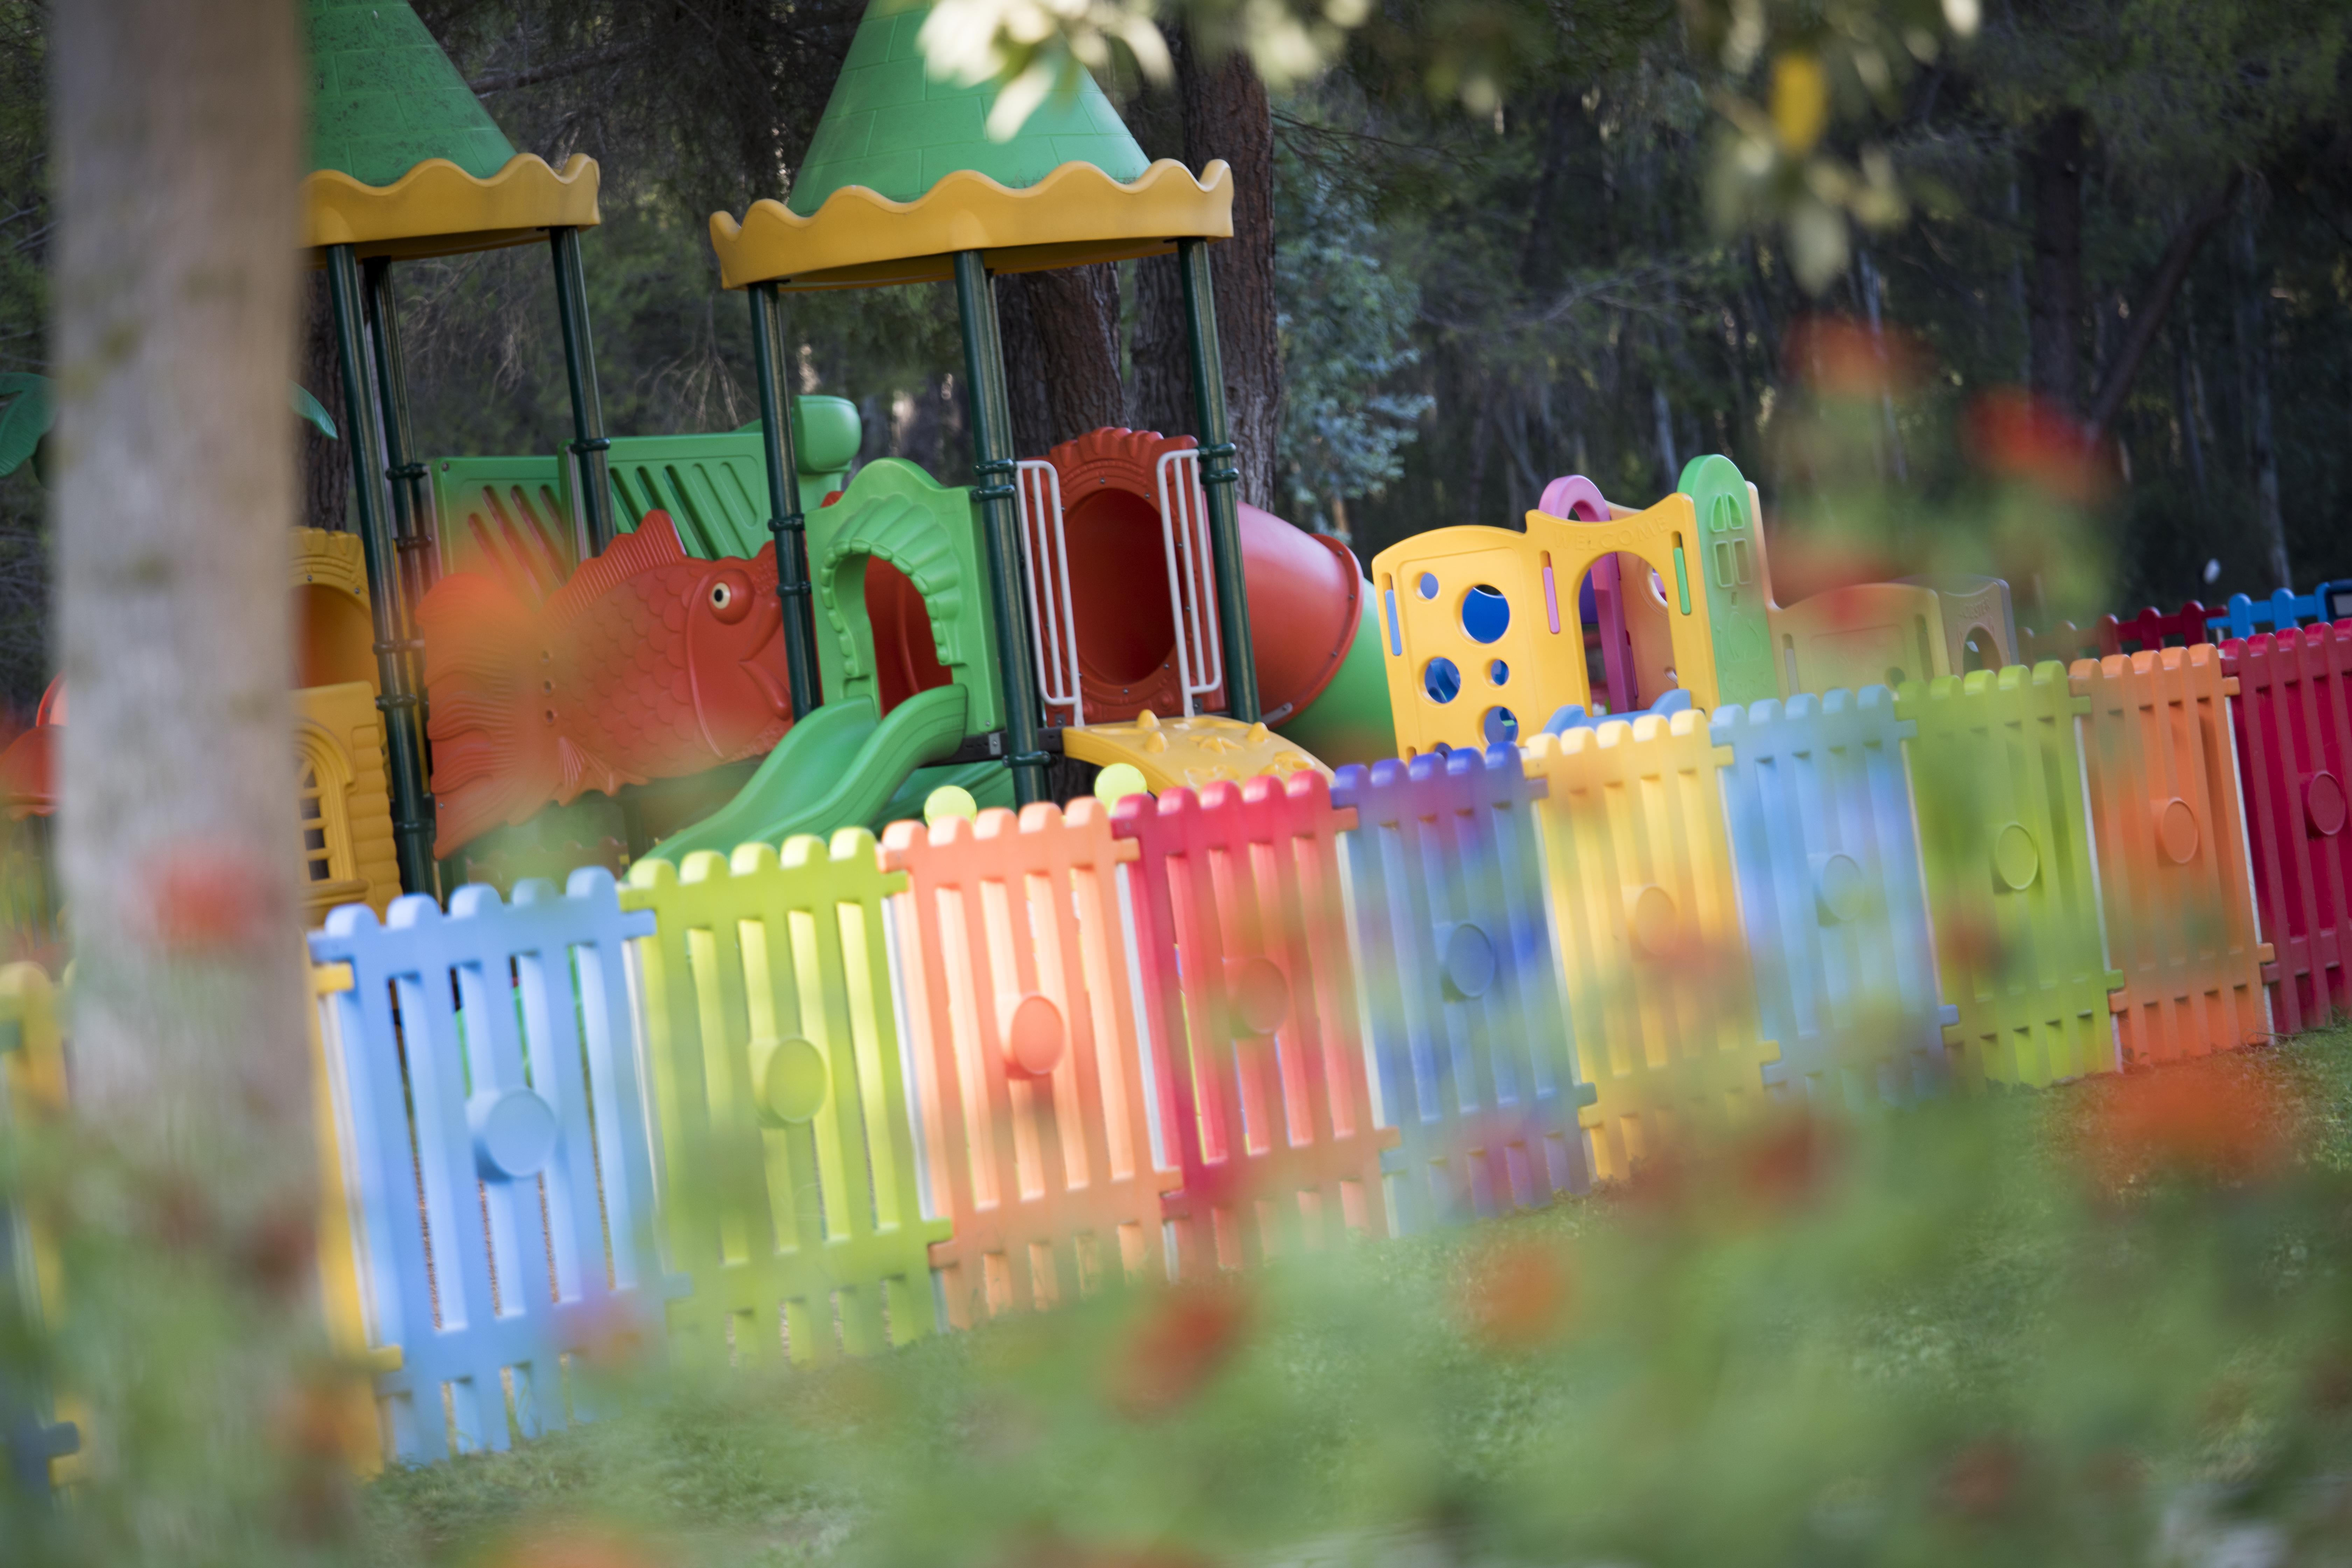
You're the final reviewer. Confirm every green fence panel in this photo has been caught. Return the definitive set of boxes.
[1897,662,2122,1088]
[620,830,946,1366]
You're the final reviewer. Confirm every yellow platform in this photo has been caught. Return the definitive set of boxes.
[1062,712,1329,795]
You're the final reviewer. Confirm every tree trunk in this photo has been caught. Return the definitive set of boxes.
[2084,172,2242,439]
[1129,252,1193,439]
[1024,265,1125,443]
[995,272,1057,460]
[1180,44,1281,510]
[297,268,347,532]
[2234,202,2290,590]
[2023,108,2086,412]
[53,0,315,1544]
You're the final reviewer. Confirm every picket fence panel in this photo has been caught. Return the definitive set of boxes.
[621,834,947,1366]
[1112,775,1396,1274]
[1332,746,1590,1233]
[0,964,77,1496]
[1711,688,1954,1107]
[880,800,1176,1326]
[308,872,667,1465]
[2072,648,2271,1063]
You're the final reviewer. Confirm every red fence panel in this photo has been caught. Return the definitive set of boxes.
[1113,775,1396,1275]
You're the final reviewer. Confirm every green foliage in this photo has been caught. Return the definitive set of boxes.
[292,384,338,442]
[0,372,47,480]
[1273,130,1432,527]
[323,1034,2352,1567]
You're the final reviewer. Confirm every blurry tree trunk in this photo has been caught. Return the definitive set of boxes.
[2023,108,2086,412]
[2084,172,2241,440]
[2234,202,2290,589]
[1130,252,1193,438]
[52,0,312,1528]
[298,269,348,531]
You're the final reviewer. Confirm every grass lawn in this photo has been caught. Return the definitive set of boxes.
[359,1027,2352,1567]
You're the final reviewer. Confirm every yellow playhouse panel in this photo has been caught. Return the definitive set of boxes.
[1769,581,1952,697]
[1062,710,1328,793]
[295,682,401,926]
[290,528,377,692]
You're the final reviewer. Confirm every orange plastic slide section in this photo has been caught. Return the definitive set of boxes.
[859,427,1365,729]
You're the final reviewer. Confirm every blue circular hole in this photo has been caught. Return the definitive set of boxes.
[1489,659,1508,686]
[1417,571,1440,600]
[1424,656,1461,705]
[1482,706,1519,745]
[1462,584,1510,644]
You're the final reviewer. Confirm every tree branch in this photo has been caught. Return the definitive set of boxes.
[469,41,644,96]
[2086,170,2244,439]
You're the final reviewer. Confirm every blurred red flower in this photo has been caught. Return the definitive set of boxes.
[1786,316,1921,397]
[1107,1281,1251,1418]
[2084,1055,2290,1189]
[1966,391,2113,507]
[1460,1238,1575,1351]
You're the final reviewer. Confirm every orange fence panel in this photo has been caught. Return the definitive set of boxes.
[880,800,1177,1326]
[2072,648,2270,1063]
[1112,775,1396,1274]
[1520,710,1778,1181]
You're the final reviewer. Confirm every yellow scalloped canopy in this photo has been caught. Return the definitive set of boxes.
[709,158,1231,291]
[302,152,601,262]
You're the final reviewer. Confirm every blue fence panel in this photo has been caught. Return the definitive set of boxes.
[2208,588,2324,642]
[309,870,670,1466]
[1711,688,1955,1106]
[1333,746,1591,1232]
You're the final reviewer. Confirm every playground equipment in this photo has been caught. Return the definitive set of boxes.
[1371,465,1771,758]
[307,0,618,897]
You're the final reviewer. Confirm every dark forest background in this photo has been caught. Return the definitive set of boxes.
[1,0,2350,710]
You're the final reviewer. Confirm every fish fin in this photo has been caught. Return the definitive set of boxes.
[541,513,688,632]
[549,735,644,804]
[420,570,560,856]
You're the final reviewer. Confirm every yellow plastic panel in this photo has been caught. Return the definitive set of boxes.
[295,681,402,926]
[1061,711,1326,793]
[1521,710,1777,1181]
[1370,527,1586,758]
[1768,582,1951,697]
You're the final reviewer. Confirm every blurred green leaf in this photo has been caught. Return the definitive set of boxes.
[291,383,337,441]
[0,372,49,480]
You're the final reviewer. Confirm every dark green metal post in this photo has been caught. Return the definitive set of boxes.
[361,258,436,606]
[748,281,821,721]
[549,226,614,559]
[326,244,438,899]
[952,251,1048,807]
[1176,237,1259,723]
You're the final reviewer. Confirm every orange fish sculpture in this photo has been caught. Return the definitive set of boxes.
[420,512,796,855]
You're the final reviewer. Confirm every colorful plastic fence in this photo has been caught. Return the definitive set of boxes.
[1332,746,1588,1232]
[621,834,947,1365]
[1712,689,1953,1106]
[308,873,670,1464]
[1898,664,2121,1088]
[2209,588,2326,643]
[1114,776,1396,1273]
[2072,648,2271,1063]
[881,801,1175,1323]
[2224,622,2352,1034]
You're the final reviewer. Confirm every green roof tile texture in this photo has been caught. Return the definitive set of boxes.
[786,2,1149,217]
[308,0,516,187]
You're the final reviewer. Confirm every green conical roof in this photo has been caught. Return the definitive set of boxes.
[307,0,516,187]
[786,1,1150,217]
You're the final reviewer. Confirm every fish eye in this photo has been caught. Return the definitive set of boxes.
[707,573,753,624]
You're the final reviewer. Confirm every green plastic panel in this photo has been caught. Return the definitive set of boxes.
[808,457,1003,735]
[429,455,569,593]
[786,0,1150,217]
[1896,662,2123,1088]
[1677,454,1778,706]
[307,0,516,186]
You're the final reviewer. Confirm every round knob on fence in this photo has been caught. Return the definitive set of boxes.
[1228,957,1290,1037]
[1813,853,1867,924]
[2157,798,2200,864]
[1002,994,1066,1079]
[469,1086,559,1181]
[1628,884,1679,958]
[1993,823,2040,891]
[1442,922,1497,999]
[2307,772,2346,838]
[751,1035,829,1127]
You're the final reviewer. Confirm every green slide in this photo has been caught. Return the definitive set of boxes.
[648,684,971,863]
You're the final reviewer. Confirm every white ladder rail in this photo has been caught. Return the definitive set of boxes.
[1153,447,1224,718]
[1014,457,1084,728]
